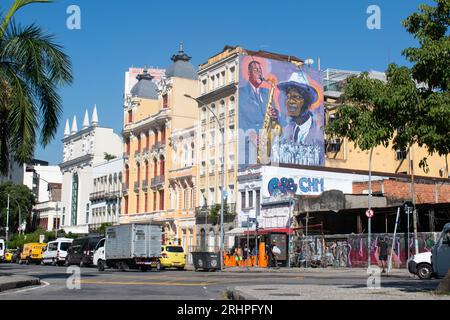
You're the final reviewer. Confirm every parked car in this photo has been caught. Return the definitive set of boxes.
[0,239,5,261]
[42,238,73,266]
[4,249,14,263]
[93,224,162,272]
[432,223,450,278]
[408,252,433,279]
[66,235,101,267]
[19,243,47,265]
[160,245,186,270]
[408,223,450,279]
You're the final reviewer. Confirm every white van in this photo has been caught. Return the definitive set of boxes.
[42,238,73,266]
[0,239,5,261]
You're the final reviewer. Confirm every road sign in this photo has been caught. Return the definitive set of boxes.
[366,209,374,219]
[403,201,414,214]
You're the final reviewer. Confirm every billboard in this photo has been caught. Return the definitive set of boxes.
[238,54,324,167]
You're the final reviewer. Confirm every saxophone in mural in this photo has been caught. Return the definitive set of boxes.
[257,78,282,164]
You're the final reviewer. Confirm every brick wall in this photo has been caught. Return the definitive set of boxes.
[353,179,450,204]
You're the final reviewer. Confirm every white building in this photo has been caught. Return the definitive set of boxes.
[59,106,122,234]
[89,157,123,230]
[237,165,385,230]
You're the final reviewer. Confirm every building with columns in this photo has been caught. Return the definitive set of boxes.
[60,106,122,234]
[121,44,199,257]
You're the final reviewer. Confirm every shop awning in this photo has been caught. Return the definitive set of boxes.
[226,227,255,236]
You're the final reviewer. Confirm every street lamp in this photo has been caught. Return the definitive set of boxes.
[184,94,225,271]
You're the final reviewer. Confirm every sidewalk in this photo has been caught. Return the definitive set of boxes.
[0,274,40,293]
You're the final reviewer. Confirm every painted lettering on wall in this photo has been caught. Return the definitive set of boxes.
[268,177,324,196]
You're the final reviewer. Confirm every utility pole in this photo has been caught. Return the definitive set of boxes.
[409,145,419,255]
[6,194,10,242]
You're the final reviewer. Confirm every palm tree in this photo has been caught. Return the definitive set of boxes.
[0,0,73,174]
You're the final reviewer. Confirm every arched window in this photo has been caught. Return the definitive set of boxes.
[160,156,165,176]
[208,229,215,252]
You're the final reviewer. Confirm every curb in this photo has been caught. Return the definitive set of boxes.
[0,276,41,293]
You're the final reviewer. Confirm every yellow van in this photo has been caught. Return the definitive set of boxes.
[160,245,186,270]
[20,243,47,265]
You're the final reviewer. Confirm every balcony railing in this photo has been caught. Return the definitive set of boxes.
[151,175,165,188]
[195,204,236,225]
[122,182,129,195]
[142,179,149,191]
[134,181,140,192]
[89,191,106,201]
[123,152,130,160]
[135,150,141,159]
[152,143,166,153]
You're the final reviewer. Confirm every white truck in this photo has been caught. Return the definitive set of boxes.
[93,224,162,272]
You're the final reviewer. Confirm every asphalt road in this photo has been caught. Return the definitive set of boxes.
[0,263,442,300]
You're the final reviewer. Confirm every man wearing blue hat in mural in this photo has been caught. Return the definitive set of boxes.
[276,71,324,166]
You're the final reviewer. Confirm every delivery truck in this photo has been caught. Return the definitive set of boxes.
[93,223,162,272]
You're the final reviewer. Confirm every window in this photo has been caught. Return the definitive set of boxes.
[228,126,235,141]
[221,71,225,86]
[210,75,215,90]
[62,207,66,225]
[128,110,133,123]
[256,190,261,216]
[190,188,194,209]
[201,134,206,148]
[229,185,235,203]
[241,192,246,209]
[396,149,407,161]
[209,130,215,146]
[160,157,165,176]
[209,188,215,206]
[153,192,157,211]
[201,79,207,94]
[136,195,140,213]
[145,193,148,212]
[86,203,90,224]
[326,139,341,153]
[248,191,254,208]
[163,94,168,109]
[183,189,187,210]
[200,189,206,207]
[229,66,236,83]
[191,143,195,165]
[124,196,129,215]
[161,127,166,144]
[71,173,79,226]
[159,190,164,211]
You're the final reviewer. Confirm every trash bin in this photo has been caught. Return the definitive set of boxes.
[191,252,221,271]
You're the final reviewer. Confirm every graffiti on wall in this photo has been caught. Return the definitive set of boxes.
[294,233,439,268]
[268,177,325,196]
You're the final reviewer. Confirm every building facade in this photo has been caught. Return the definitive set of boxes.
[120,44,199,257]
[89,157,123,231]
[60,106,122,234]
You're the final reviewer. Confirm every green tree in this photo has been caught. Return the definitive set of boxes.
[0,0,73,175]
[325,73,393,196]
[400,0,450,174]
[0,182,36,235]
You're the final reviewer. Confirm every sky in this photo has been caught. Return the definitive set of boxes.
[8,0,431,165]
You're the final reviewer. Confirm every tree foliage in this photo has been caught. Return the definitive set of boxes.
[0,0,73,175]
[0,182,36,234]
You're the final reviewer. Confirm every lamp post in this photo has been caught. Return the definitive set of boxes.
[33,173,59,238]
[185,94,225,271]
[5,194,23,241]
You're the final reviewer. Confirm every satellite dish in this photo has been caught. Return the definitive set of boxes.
[305,58,314,66]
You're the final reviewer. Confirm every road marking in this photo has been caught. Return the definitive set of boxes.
[80,280,220,287]
[0,281,50,295]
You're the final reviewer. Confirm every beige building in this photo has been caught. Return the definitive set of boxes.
[121,44,199,256]
[322,68,449,179]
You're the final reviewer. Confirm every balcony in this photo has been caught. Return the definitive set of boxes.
[105,190,121,199]
[142,147,149,159]
[142,179,149,191]
[134,181,140,192]
[151,175,165,189]
[135,150,141,159]
[195,204,236,225]
[123,152,130,160]
[122,182,129,195]
[89,191,106,201]
[152,143,166,154]
[229,109,235,117]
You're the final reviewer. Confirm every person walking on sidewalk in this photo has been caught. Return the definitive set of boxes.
[377,236,389,273]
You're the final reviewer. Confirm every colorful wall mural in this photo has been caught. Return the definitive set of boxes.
[238,54,325,167]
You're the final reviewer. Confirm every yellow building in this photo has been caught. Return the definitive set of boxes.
[323,69,448,179]
[195,46,303,250]
[121,44,199,256]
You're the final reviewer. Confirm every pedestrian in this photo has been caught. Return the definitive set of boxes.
[266,240,278,268]
[377,236,389,273]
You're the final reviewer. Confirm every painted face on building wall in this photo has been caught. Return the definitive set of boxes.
[248,62,263,88]
[286,87,306,117]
